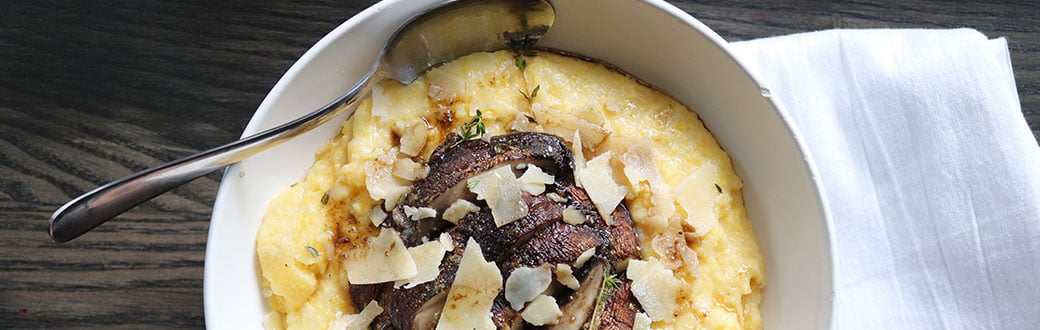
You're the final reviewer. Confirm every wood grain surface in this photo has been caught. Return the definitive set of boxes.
[1,1,1036,328]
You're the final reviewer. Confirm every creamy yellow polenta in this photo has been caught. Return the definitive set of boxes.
[256,50,764,329]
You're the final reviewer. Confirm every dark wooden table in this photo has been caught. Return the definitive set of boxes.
[2,1,1036,328]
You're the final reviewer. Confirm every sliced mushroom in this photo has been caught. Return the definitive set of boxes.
[361,132,646,329]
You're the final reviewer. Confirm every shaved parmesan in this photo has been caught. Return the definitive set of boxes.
[554,263,580,290]
[345,228,417,285]
[575,151,627,223]
[633,312,652,330]
[442,199,479,224]
[426,68,465,103]
[403,205,437,221]
[532,104,610,148]
[468,165,528,227]
[627,258,681,322]
[675,162,720,236]
[364,159,410,210]
[393,157,429,181]
[652,232,699,273]
[572,101,607,126]
[437,238,501,330]
[328,301,384,330]
[438,232,454,252]
[574,247,596,268]
[614,137,675,226]
[395,240,448,289]
[572,130,586,170]
[369,207,387,227]
[562,207,587,225]
[546,192,568,203]
[505,265,553,309]
[518,164,555,195]
[511,111,540,132]
[521,294,563,326]
[398,122,428,157]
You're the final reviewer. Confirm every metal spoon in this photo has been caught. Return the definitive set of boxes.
[50,0,554,242]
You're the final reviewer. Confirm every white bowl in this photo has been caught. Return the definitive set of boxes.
[203,0,835,328]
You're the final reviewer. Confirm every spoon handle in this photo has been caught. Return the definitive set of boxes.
[49,81,372,242]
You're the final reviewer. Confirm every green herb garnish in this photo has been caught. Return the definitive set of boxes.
[715,183,723,194]
[396,193,407,207]
[459,109,486,141]
[305,245,320,257]
[588,272,622,330]
[524,114,537,124]
[320,191,330,205]
[600,273,622,303]
[514,54,527,72]
[519,85,540,102]
[508,15,538,57]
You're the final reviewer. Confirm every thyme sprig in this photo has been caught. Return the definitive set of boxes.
[459,109,486,141]
[304,245,320,257]
[519,84,540,102]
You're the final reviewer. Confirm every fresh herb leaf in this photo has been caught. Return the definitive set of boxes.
[602,273,622,296]
[520,85,540,102]
[524,114,537,124]
[714,183,723,194]
[321,191,330,205]
[305,245,320,257]
[514,54,527,72]
[290,182,298,188]
[590,272,622,330]
[459,109,486,141]
[508,16,538,57]
[396,193,407,207]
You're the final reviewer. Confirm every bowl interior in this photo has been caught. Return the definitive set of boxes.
[204,0,834,328]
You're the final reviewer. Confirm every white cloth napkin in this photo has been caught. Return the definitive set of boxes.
[729,29,1040,329]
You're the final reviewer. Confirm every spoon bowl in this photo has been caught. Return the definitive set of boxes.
[48,0,554,242]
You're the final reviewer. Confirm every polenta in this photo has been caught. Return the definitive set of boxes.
[256,50,765,329]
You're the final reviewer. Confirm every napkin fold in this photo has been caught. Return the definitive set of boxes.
[730,29,1040,329]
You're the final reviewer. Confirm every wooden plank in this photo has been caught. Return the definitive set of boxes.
[0,0,1035,327]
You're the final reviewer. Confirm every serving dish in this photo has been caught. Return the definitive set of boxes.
[203,0,835,328]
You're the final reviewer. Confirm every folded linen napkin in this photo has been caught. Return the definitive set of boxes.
[730,29,1040,329]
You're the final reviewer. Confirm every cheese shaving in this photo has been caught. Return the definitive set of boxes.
[518,164,555,195]
[574,247,596,268]
[344,228,417,285]
[532,103,610,148]
[438,232,454,252]
[403,205,437,221]
[328,301,384,330]
[520,294,563,325]
[364,159,410,210]
[368,207,387,227]
[437,238,501,330]
[468,165,528,227]
[554,263,580,290]
[627,257,681,322]
[395,240,448,289]
[505,265,553,310]
[442,199,479,224]
[398,122,428,157]
[575,151,627,223]
[562,207,587,225]
[675,161,720,236]
[633,312,652,330]
[393,157,429,181]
